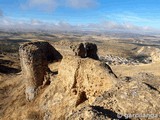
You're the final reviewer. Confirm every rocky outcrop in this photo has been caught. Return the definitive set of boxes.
[18,41,117,119]
[37,55,117,119]
[85,42,99,60]
[70,42,99,60]
[70,43,86,58]
[3,41,160,120]
[19,42,62,101]
[65,73,159,120]
[91,78,160,119]
[57,56,117,104]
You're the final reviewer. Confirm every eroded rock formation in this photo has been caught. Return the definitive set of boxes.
[37,55,117,119]
[2,41,160,120]
[85,42,99,60]
[19,42,62,101]
[70,42,99,60]
[57,56,117,101]
[70,43,86,58]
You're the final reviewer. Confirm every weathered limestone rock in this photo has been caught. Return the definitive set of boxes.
[57,55,117,105]
[85,42,99,60]
[70,42,99,60]
[70,43,86,58]
[92,79,160,120]
[37,55,117,119]
[19,42,62,101]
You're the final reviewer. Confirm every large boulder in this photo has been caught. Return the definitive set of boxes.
[70,42,99,60]
[85,42,99,60]
[70,43,86,58]
[19,42,62,101]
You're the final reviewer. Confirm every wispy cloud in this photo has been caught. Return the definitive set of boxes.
[21,0,59,12]
[86,21,155,33]
[105,12,154,25]
[66,0,98,9]
[0,18,76,31]
[0,17,158,33]
[21,0,98,12]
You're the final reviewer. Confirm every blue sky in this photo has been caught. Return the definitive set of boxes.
[0,0,160,32]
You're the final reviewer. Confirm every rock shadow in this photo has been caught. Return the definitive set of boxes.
[92,106,131,120]
[0,65,20,74]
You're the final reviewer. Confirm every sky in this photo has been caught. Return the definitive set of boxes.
[0,0,160,33]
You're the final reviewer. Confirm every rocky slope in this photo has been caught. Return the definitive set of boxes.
[0,41,160,120]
